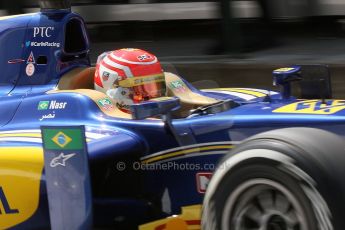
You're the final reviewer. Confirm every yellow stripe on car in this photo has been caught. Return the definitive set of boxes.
[142,145,233,164]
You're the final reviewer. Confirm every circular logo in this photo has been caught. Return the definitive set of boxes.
[58,134,66,145]
[26,63,35,76]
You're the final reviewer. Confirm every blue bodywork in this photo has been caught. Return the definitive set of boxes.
[1,8,345,230]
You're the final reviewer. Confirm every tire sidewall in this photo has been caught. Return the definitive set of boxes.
[203,128,345,230]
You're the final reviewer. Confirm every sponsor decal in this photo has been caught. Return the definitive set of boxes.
[170,80,186,93]
[37,100,67,110]
[26,51,36,76]
[119,74,165,87]
[116,102,130,111]
[33,26,54,38]
[27,51,35,64]
[39,112,55,121]
[137,54,151,61]
[196,172,212,194]
[26,63,35,76]
[273,100,345,115]
[102,71,110,81]
[42,129,83,150]
[97,98,114,111]
[27,41,61,48]
[7,59,25,64]
[50,153,76,167]
[0,187,19,215]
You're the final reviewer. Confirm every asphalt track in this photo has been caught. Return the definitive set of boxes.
[90,30,345,98]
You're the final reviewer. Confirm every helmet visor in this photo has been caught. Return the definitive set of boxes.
[119,73,166,102]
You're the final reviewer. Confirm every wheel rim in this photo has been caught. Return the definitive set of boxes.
[221,179,309,230]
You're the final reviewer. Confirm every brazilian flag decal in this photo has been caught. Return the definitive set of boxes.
[41,127,84,150]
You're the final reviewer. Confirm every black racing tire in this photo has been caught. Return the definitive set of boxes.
[202,127,345,230]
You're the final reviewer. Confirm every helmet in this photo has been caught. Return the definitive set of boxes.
[94,48,166,112]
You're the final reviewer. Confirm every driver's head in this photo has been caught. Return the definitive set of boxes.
[94,48,166,112]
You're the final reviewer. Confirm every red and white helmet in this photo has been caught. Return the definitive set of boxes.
[94,48,166,112]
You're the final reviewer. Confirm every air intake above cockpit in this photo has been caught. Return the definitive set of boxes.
[39,0,71,11]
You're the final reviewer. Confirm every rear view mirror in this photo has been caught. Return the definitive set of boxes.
[273,66,302,99]
[272,65,332,100]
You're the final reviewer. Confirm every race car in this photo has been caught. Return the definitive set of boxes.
[1,1,345,230]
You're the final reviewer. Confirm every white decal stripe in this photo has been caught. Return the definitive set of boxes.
[85,132,107,139]
[109,52,158,65]
[0,129,40,134]
[204,90,257,100]
[103,56,133,77]
[236,88,279,95]
[99,64,119,75]
[0,137,42,143]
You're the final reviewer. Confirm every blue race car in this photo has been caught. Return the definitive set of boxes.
[1,1,345,230]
